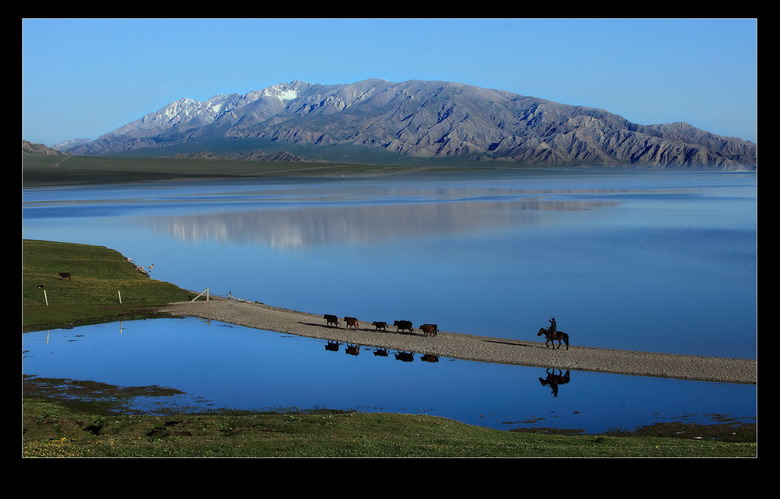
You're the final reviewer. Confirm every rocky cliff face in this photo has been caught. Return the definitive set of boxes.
[23,140,68,156]
[57,79,756,169]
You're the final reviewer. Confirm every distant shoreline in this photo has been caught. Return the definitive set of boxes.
[160,299,756,385]
[22,152,757,188]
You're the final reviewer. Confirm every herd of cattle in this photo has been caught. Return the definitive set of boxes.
[323,315,439,337]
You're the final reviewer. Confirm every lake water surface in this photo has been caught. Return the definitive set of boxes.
[22,167,757,433]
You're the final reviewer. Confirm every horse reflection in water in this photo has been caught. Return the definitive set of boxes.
[325,341,340,352]
[538,369,571,397]
[345,344,361,356]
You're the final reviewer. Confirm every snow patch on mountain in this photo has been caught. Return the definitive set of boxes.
[260,83,298,101]
[103,83,303,140]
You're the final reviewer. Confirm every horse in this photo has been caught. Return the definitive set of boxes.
[537,327,570,350]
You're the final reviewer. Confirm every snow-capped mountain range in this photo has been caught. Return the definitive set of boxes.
[53,79,756,169]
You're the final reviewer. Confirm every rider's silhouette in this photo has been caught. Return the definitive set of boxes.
[548,318,557,334]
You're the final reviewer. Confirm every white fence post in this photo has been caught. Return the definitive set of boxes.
[190,288,210,302]
[118,290,122,304]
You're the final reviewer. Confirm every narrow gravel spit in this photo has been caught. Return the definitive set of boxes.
[159,299,756,385]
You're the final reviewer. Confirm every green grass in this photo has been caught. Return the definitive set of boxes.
[21,391,756,458]
[22,239,192,332]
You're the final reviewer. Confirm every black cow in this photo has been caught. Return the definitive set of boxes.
[372,321,388,331]
[324,314,340,327]
[394,320,413,333]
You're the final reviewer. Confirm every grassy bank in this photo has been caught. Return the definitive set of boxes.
[22,379,756,458]
[22,239,192,332]
[21,239,756,457]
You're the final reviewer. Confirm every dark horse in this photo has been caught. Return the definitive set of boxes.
[537,328,569,350]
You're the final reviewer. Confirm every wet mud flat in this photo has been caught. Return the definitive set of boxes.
[159,299,756,385]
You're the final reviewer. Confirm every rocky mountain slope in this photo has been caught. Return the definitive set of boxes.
[54,79,756,169]
[23,140,68,156]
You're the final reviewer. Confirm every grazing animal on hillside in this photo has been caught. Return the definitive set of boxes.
[537,327,570,350]
[344,316,359,329]
[324,314,340,327]
[372,321,388,331]
[420,324,438,337]
[58,272,72,281]
[393,320,413,333]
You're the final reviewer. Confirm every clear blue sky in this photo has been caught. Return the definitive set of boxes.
[22,18,757,146]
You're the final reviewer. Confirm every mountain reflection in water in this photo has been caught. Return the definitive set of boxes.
[145,196,617,248]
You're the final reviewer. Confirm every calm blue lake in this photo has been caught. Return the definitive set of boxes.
[22,167,757,433]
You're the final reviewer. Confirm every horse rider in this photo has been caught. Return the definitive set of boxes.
[548,317,557,335]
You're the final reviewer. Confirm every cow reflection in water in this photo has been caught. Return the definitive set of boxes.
[373,348,390,357]
[395,351,414,362]
[325,341,340,352]
[345,344,361,356]
[421,354,439,363]
[538,369,571,397]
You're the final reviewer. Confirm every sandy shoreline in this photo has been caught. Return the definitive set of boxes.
[159,299,756,385]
